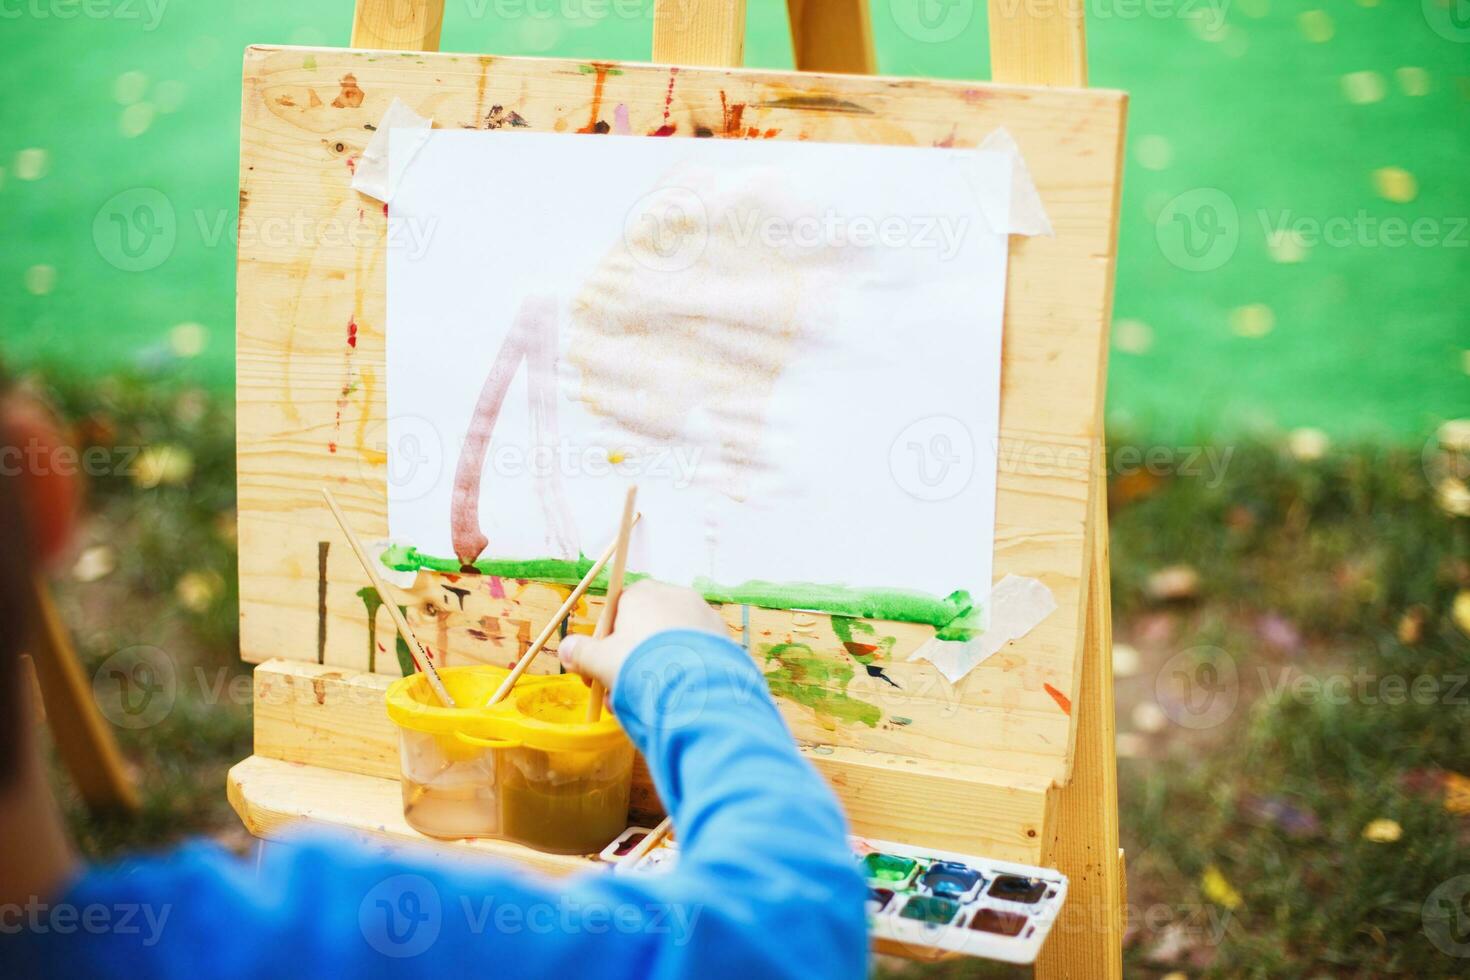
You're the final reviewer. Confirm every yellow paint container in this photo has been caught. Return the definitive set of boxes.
[385,665,634,854]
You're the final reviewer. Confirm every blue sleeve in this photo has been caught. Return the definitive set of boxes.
[8,630,867,979]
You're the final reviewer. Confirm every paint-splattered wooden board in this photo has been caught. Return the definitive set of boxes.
[237,45,1125,789]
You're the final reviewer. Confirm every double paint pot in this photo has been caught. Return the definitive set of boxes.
[385,665,634,854]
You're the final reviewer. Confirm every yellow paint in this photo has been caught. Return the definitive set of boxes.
[355,366,387,464]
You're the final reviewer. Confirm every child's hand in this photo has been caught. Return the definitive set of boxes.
[558,580,727,695]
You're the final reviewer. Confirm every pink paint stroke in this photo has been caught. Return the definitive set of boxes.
[449,295,578,567]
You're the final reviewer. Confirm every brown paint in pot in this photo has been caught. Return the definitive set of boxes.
[388,665,633,853]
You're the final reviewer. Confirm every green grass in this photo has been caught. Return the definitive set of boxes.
[24,369,1470,975]
[1,3,1468,440]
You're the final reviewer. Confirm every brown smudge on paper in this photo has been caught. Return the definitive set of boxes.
[566,168,852,503]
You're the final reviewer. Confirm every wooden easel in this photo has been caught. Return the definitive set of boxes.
[228,1,1125,974]
[24,575,140,813]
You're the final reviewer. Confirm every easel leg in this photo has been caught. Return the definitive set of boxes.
[25,575,141,814]
[785,0,876,75]
[1035,469,1124,978]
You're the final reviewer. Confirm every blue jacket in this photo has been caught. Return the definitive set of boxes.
[6,630,868,978]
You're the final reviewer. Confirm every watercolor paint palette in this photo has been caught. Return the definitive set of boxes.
[599,829,1067,964]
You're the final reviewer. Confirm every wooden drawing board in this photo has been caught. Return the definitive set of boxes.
[235,46,1125,853]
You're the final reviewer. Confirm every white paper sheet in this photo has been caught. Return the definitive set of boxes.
[386,129,1022,619]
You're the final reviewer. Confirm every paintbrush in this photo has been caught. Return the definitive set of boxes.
[620,814,673,871]
[484,513,642,707]
[321,488,456,708]
[585,486,637,722]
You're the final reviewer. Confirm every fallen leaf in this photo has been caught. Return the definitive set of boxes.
[1201,864,1243,910]
[1147,565,1200,602]
[1112,642,1141,678]
[1437,479,1470,517]
[132,444,195,488]
[1439,419,1470,454]
[1443,772,1470,816]
[1135,611,1178,647]
[1397,607,1426,645]
[1132,702,1168,734]
[72,545,115,583]
[1287,427,1330,461]
[1238,793,1321,839]
[1115,733,1148,759]
[173,388,208,425]
[1146,922,1194,963]
[176,569,224,612]
[1112,468,1163,506]
[1255,612,1302,654]
[1225,504,1256,532]
[1362,818,1402,843]
[1453,592,1470,637]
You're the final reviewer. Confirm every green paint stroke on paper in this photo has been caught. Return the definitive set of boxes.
[700,580,969,629]
[382,545,987,636]
[381,544,637,593]
[763,643,882,728]
[355,584,414,677]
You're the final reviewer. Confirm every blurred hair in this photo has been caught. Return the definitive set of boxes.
[0,367,35,787]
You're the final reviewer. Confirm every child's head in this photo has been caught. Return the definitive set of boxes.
[0,376,81,788]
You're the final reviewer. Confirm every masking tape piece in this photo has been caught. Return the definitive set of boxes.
[352,98,433,204]
[949,128,1054,238]
[908,574,1058,684]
